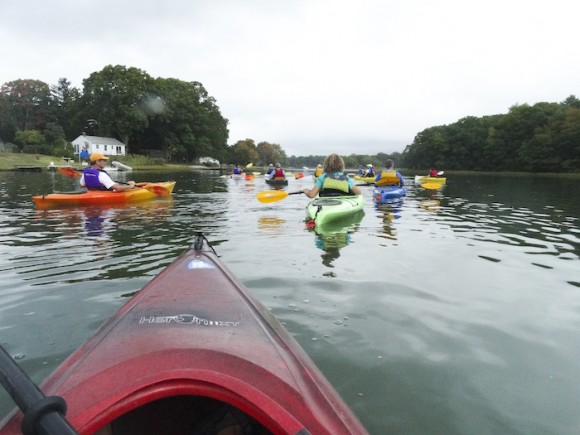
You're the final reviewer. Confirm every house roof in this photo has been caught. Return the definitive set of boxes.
[73,135,125,146]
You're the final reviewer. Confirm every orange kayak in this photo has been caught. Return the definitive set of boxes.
[32,182,176,208]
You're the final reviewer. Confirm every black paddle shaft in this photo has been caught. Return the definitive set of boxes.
[0,345,77,435]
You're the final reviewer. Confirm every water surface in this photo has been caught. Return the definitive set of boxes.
[0,170,579,434]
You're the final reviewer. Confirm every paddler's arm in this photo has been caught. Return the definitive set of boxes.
[111,181,136,191]
[302,185,320,198]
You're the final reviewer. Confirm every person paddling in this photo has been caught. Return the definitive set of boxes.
[362,164,376,178]
[375,159,404,187]
[80,153,136,191]
[314,164,323,178]
[303,153,361,198]
[268,162,286,180]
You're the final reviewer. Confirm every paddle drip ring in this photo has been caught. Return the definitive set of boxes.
[21,395,68,435]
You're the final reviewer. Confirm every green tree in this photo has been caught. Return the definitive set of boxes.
[0,79,51,132]
[229,139,259,165]
[257,141,287,165]
[138,78,229,162]
[81,65,155,150]
[50,78,82,139]
[14,129,45,153]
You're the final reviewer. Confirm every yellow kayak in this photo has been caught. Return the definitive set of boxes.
[414,176,446,184]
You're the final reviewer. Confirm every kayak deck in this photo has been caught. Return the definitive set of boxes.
[373,185,406,203]
[306,195,366,229]
[0,235,366,434]
[32,182,176,208]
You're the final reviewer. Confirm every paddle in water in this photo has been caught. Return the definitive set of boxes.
[0,345,77,434]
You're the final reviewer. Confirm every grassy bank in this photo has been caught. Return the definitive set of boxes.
[0,153,194,171]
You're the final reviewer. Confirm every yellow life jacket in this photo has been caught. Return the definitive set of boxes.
[321,173,351,196]
[375,170,400,186]
[314,167,323,177]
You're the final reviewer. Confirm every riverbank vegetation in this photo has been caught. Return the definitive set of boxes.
[1,65,579,173]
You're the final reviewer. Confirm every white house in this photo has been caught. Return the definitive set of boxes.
[71,134,127,157]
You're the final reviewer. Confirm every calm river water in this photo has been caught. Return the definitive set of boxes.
[0,169,579,434]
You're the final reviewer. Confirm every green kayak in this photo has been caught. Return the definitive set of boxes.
[306,195,366,229]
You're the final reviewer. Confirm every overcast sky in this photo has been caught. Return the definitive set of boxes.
[2,0,578,156]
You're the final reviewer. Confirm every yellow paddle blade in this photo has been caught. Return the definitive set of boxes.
[256,190,290,203]
[246,162,253,168]
[421,182,444,190]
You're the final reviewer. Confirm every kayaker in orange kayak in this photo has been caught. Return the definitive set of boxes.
[80,153,136,191]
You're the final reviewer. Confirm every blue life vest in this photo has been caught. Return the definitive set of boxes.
[83,167,110,190]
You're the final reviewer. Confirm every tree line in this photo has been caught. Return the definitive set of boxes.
[1,65,578,172]
[402,96,580,172]
[0,65,231,163]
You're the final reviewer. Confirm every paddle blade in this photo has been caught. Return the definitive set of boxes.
[58,166,81,178]
[256,190,290,203]
[437,171,445,176]
[246,162,253,168]
[421,182,444,190]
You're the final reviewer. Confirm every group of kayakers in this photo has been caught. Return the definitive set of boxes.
[265,162,286,180]
[302,154,405,198]
[80,152,136,192]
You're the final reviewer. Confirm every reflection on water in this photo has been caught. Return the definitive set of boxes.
[376,203,402,241]
[257,216,286,233]
[313,211,364,268]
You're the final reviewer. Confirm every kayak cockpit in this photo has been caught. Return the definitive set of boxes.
[94,395,271,435]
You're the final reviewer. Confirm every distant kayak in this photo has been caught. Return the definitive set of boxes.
[265,177,288,185]
[0,234,368,434]
[32,182,176,208]
[374,185,406,203]
[353,175,375,184]
[414,175,446,185]
[306,195,366,228]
